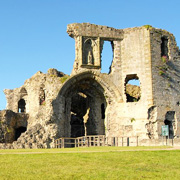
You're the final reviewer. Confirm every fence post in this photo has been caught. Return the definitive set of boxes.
[57,139,60,148]
[55,140,57,148]
[55,139,57,148]
[116,137,118,147]
[102,136,105,146]
[106,137,108,146]
[62,138,64,148]
[85,137,88,147]
[98,136,100,146]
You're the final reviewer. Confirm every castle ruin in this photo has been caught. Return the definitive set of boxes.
[1,23,180,148]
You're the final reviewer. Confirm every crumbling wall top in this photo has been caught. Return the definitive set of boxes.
[67,23,123,40]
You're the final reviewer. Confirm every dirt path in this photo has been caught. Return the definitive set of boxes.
[0,146,180,155]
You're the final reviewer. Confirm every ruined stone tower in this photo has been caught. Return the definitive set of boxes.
[0,23,180,148]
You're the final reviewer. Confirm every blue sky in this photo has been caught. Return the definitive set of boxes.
[0,0,180,110]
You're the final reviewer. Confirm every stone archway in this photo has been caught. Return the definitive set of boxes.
[64,77,106,138]
[53,71,122,138]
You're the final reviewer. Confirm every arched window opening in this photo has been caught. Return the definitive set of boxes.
[101,103,105,119]
[15,126,27,141]
[125,74,141,102]
[161,36,169,59]
[164,111,175,139]
[101,41,114,74]
[18,99,26,113]
[39,87,46,105]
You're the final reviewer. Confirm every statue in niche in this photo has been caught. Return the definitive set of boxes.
[87,50,93,65]
[83,39,95,65]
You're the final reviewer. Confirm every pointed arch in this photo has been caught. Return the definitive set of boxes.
[53,71,122,138]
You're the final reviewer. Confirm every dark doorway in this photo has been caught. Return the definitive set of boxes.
[18,99,26,113]
[71,114,85,137]
[64,77,106,138]
[164,111,175,139]
[15,127,27,140]
[101,103,105,119]
[70,92,87,137]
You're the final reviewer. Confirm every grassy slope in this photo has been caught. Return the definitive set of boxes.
[0,147,179,180]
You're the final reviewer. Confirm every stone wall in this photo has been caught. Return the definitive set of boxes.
[150,27,180,138]
[1,69,70,148]
[67,24,156,139]
[110,27,154,139]
[0,110,28,143]
[1,23,180,148]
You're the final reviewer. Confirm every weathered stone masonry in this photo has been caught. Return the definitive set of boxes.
[0,23,180,148]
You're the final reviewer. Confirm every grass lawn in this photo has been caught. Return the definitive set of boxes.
[0,146,179,180]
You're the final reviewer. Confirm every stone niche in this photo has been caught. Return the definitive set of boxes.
[82,37,101,67]
[67,23,123,74]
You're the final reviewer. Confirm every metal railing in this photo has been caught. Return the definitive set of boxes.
[55,135,139,148]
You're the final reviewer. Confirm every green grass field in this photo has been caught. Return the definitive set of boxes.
[0,146,179,180]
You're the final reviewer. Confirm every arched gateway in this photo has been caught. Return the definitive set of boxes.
[53,71,121,138]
